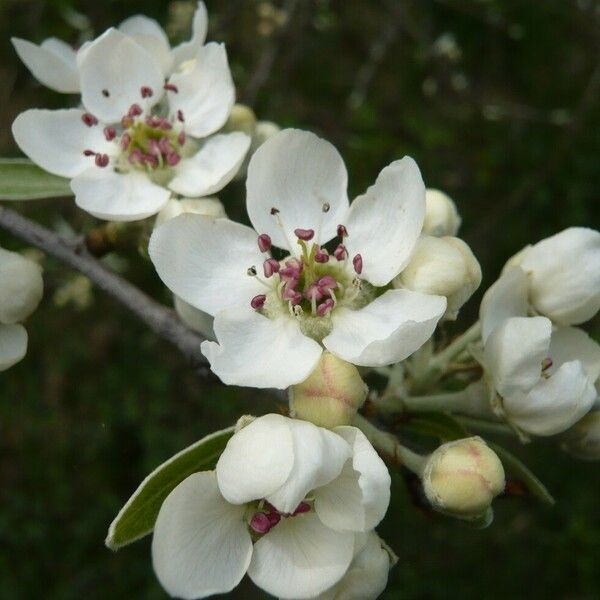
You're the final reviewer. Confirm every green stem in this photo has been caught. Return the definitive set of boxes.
[353,414,428,476]
[430,321,482,372]
[456,416,515,437]
[402,390,472,413]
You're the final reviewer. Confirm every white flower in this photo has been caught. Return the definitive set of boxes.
[149,129,447,389]
[0,248,43,371]
[155,197,228,340]
[487,228,600,328]
[393,235,481,320]
[422,189,461,237]
[151,414,391,599]
[561,410,600,461]
[477,262,600,436]
[11,2,210,92]
[12,27,250,221]
[306,531,397,600]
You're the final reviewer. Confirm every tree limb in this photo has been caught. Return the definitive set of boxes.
[0,206,208,368]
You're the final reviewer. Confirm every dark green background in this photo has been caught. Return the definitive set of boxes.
[1,1,599,598]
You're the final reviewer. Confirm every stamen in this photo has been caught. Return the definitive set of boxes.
[314,247,329,263]
[293,502,311,515]
[166,151,181,166]
[121,116,133,128]
[337,224,348,238]
[103,127,117,141]
[263,258,280,278]
[177,131,186,146]
[333,244,347,261]
[164,83,178,93]
[267,511,281,526]
[120,133,131,151]
[353,254,363,274]
[542,357,553,371]
[94,153,109,167]
[317,298,335,316]
[177,109,185,122]
[102,89,110,97]
[81,113,98,127]
[322,202,330,213]
[83,149,96,156]
[295,228,315,241]
[247,266,258,276]
[140,86,154,98]
[257,234,272,253]
[250,512,272,534]
[128,103,143,117]
[282,287,302,305]
[270,207,280,215]
[251,294,266,309]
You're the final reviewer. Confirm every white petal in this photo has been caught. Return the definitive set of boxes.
[12,37,79,93]
[78,28,164,123]
[201,307,323,388]
[12,109,113,178]
[152,471,252,599]
[154,196,226,229]
[71,169,170,221]
[246,129,349,251]
[483,316,551,399]
[550,327,600,383]
[266,418,352,514]
[168,132,251,197]
[505,361,597,436]
[480,266,529,343]
[345,157,426,286]
[323,289,446,367]
[168,42,235,138]
[520,227,600,325]
[148,215,265,316]
[216,414,294,505]
[118,15,173,76]
[0,324,28,372]
[314,531,393,600]
[248,512,354,599]
[171,1,209,66]
[174,296,215,339]
[315,427,390,532]
[0,248,43,324]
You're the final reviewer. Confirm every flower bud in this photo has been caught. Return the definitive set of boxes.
[423,189,461,237]
[154,197,226,229]
[289,352,368,428]
[561,411,600,461]
[423,437,505,519]
[394,235,481,320]
[254,121,281,146]
[0,248,43,324]
[224,103,257,135]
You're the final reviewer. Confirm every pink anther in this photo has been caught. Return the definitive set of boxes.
[294,228,315,241]
[257,234,272,252]
[251,294,267,310]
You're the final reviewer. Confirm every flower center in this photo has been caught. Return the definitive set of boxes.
[248,501,311,536]
[248,221,373,341]
[81,85,190,179]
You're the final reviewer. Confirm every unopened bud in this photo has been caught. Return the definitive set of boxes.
[561,411,600,461]
[289,352,368,428]
[423,189,461,237]
[394,235,481,320]
[0,248,43,324]
[422,437,505,519]
[254,121,281,146]
[224,103,257,135]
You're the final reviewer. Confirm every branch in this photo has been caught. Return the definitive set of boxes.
[0,206,208,368]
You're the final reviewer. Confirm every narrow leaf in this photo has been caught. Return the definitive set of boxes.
[0,158,72,200]
[106,425,235,550]
[488,442,555,506]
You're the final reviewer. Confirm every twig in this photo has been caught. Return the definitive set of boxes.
[0,206,208,368]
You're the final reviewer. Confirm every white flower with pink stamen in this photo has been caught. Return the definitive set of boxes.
[150,128,447,389]
[151,414,391,599]
[11,2,210,92]
[12,26,250,221]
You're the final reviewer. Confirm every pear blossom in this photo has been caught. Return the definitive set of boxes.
[478,274,600,436]
[151,414,391,599]
[12,26,250,221]
[11,1,210,92]
[0,248,43,371]
[489,228,600,328]
[422,189,461,237]
[150,129,447,389]
[305,531,397,600]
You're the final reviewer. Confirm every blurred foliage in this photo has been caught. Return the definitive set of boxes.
[1,0,599,598]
